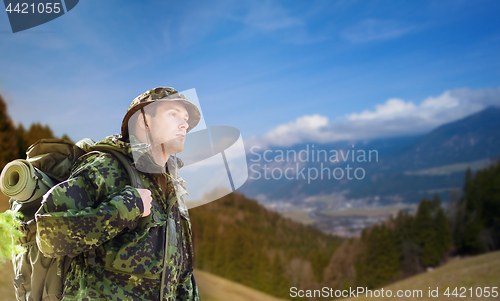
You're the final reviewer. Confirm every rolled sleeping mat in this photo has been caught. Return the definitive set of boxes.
[0,159,55,203]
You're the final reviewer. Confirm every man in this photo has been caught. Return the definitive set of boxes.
[35,87,201,301]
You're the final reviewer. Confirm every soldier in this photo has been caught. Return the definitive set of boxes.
[35,87,201,300]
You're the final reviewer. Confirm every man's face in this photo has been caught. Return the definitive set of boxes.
[147,101,189,154]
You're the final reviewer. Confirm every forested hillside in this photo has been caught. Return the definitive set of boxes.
[190,193,342,298]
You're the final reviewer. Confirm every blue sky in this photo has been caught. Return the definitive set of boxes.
[1,0,500,147]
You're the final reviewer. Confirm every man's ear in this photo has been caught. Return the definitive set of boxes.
[137,112,150,131]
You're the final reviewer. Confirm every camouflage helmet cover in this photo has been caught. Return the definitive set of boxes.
[121,87,201,138]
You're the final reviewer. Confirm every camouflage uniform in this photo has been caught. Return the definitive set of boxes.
[36,87,201,301]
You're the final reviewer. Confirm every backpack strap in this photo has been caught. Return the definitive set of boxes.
[104,149,143,189]
[87,147,143,189]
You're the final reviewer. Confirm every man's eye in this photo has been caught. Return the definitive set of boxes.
[171,113,176,117]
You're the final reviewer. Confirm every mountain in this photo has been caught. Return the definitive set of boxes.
[382,106,500,171]
[347,106,500,201]
[240,106,500,205]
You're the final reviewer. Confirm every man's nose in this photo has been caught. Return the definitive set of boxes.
[179,119,188,129]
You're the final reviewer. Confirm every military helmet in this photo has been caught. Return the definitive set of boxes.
[121,87,201,139]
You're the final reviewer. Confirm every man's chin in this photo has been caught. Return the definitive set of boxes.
[153,142,184,156]
[172,144,184,154]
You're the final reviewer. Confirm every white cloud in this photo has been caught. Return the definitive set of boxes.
[347,88,500,125]
[259,114,329,146]
[247,87,500,148]
[347,98,417,120]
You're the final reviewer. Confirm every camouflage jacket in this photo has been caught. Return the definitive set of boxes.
[35,135,199,301]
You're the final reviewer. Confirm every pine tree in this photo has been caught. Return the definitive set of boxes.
[0,94,19,170]
[435,206,452,256]
[394,211,421,276]
[356,224,400,289]
[415,198,441,267]
[61,133,74,143]
[430,194,442,214]
[270,252,289,297]
[15,124,27,159]
[24,122,55,147]
[463,167,473,197]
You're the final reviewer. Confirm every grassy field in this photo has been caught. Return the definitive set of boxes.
[345,250,500,301]
[280,209,316,224]
[194,269,288,301]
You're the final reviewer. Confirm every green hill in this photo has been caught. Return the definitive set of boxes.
[190,192,343,299]
[345,250,500,301]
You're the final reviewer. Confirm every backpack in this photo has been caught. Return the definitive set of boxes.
[1,138,142,301]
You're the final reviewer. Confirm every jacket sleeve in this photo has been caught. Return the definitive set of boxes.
[35,152,144,258]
